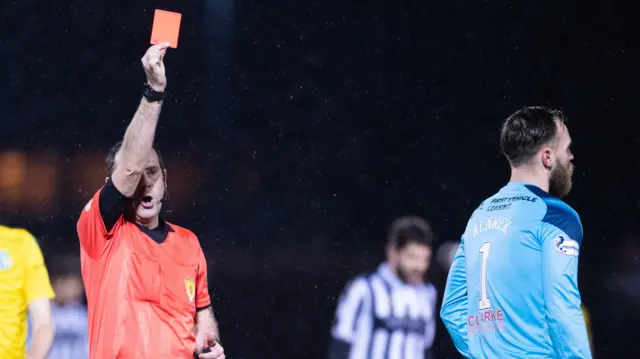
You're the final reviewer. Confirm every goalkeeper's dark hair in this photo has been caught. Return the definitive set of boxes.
[500,106,568,167]
[105,141,166,178]
[387,216,434,249]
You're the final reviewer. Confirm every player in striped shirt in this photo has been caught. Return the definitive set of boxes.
[329,216,438,359]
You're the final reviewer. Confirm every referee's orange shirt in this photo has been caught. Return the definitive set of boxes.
[77,184,211,359]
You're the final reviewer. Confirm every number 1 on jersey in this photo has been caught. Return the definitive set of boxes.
[478,242,492,311]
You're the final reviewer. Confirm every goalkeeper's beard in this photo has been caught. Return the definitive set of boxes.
[549,162,574,198]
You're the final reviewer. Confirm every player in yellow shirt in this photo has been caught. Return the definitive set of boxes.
[0,225,55,359]
[582,304,595,357]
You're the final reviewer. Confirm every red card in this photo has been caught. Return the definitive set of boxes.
[150,9,182,49]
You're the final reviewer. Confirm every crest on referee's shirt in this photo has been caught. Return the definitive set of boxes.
[185,278,195,302]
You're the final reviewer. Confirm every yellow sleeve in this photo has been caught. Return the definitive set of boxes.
[581,305,591,335]
[21,232,55,303]
[582,304,594,354]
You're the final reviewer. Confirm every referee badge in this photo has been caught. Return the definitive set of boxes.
[184,278,195,302]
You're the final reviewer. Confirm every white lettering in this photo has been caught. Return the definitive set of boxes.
[473,216,512,238]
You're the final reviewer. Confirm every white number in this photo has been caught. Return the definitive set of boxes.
[478,242,492,311]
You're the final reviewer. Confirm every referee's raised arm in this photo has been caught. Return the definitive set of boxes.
[77,42,171,260]
[111,42,170,198]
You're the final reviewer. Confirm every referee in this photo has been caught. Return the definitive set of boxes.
[329,216,438,359]
[76,43,223,359]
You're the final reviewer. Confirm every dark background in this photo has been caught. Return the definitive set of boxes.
[2,0,639,358]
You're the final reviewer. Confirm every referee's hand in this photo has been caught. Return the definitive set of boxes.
[141,42,170,92]
[196,342,225,359]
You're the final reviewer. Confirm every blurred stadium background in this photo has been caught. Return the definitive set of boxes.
[3,0,639,358]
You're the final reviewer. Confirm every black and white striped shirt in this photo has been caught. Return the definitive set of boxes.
[329,263,437,359]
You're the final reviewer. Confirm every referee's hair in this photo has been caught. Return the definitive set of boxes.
[105,141,166,178]
[500,106,568,167]
[387,216,434,249]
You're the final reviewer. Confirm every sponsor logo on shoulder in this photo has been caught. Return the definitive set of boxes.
[85,199,93,212]
[554,235,579,256]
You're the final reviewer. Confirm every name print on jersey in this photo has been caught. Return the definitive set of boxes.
[467,310,506,336]
[486,195,537,212]
[472,216,512,238]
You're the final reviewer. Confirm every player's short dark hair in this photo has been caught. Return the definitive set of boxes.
[387,216,434,249]
[105,141,166,177]
[500,106,568,167]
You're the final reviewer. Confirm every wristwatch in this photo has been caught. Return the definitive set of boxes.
[142,83,165,102]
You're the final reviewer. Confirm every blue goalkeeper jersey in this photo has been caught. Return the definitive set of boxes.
[440,182,592,359]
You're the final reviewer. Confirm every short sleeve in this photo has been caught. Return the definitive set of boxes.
[195,247,211,309]
[331,276,371,343]
[22,233,55,303]
[76,185,124,260]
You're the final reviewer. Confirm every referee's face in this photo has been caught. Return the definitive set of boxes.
[395,242,432,284]
[132,151,166,221]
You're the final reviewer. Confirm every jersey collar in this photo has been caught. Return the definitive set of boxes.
[135,219,175,244]
[378,263,406,288]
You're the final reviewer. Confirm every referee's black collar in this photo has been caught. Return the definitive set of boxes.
[135,218,174,244]
[135,218,174,233]
[158,218,175,233]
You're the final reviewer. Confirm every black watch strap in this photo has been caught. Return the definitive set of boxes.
[142,83,165,102]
